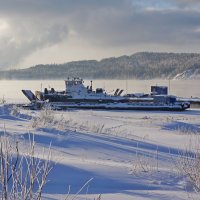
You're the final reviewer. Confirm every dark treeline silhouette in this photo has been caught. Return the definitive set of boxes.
[0,52,200,79]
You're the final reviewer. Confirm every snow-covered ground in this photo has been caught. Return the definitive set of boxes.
[0,104,200,200]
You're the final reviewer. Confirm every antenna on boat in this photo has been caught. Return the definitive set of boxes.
[126,73,129,94]
[125,70,129,94]
[126,79,128,94]
[90,80,93,91]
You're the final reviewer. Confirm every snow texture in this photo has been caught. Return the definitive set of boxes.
[0,104,200,200]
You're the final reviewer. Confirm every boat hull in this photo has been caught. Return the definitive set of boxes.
[50,102,190,111]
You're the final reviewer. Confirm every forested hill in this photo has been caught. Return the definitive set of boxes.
[1,52,200,80]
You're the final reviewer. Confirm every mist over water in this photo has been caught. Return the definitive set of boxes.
[0,79,199,103]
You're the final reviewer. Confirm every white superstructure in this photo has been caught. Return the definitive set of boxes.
[65,77,123,100]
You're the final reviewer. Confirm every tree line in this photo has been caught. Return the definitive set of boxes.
[0,52,200,79]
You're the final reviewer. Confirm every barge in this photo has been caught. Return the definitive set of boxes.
[22,78,190,111]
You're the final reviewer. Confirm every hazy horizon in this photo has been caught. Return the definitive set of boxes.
[1,51,200,71]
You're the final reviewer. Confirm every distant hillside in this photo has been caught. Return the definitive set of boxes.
[0,52,200,80]
[173,67,200,80]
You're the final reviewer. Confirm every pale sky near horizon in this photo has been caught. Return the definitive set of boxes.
[0,0,200,69]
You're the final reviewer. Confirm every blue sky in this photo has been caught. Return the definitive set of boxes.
[0,0,200,69]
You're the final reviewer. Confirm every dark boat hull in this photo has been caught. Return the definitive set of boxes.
[50,102,189,111]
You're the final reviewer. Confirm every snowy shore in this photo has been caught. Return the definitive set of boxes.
[0,104,200,200]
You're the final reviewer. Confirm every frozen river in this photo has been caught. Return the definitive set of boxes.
[0,79,199,103]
